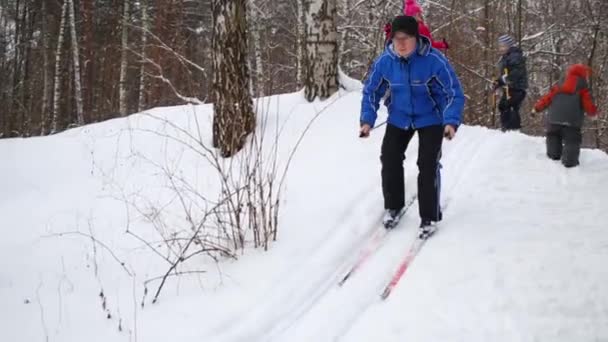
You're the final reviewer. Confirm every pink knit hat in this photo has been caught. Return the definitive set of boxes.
[404,0,423,16]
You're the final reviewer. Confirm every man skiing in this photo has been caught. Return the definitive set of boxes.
[493,34,528,131]
[532,64,598,167]
[359,15,465,238]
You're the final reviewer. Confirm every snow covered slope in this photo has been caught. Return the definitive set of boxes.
[1,89,607,342]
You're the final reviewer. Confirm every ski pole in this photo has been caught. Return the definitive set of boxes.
[359,120,387,137]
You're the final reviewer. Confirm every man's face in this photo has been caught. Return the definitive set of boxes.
[393,32,417,57]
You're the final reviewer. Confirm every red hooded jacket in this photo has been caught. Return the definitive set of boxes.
[417,21,448,50]
[534,64,597,116]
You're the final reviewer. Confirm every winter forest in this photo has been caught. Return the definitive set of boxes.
[3,1,608,341]
[0,0,607,150]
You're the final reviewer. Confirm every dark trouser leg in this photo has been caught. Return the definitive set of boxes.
[499,89,526,130]
[381,124,415,210]
[416,125,444,222]
[507,90,526,130]
[498,95,509,131]
[561,126,582,167]
[546,124,563,160]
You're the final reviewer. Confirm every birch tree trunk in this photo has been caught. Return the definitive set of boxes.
[296,0,305,87]
[248,0,264,96]
[68,0,84,125]
[41,0,50,135]
[7,0,22,136]
[138,0,149,112]
[81,0,95,121]
[51,0,68,133]
[21,4,32,136]
[119,0,130,116]
[211,0,255,157]
[304,0,338,102]
[337,0,349,68]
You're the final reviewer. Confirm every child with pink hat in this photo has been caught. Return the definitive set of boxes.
[403,0,448,50]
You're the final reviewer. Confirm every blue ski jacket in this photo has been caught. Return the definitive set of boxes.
[360,36,465,130]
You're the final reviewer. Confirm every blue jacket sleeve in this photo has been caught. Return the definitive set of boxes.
[431,53,465,128]
[360,56,388,127]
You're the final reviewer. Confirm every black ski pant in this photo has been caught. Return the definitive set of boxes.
[381,123,443,222]
[546,123,582,168]
[498,89,526,131]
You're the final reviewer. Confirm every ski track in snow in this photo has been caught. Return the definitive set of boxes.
[208,123,491,342]
[268,128,491,341]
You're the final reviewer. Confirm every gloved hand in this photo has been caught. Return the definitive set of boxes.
[359,124,372,138]
[444,125,456,140]
[442,38,449,49]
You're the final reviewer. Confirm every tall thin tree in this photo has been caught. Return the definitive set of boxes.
[68,0,84,125]
[119,0,130,116]
[296,0,305,87]
[51,0,68,133]
[138,0,149,112]
[41,0,51,135]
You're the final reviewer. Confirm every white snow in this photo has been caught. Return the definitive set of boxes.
[1,89,608,342]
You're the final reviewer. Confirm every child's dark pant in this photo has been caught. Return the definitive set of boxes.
[546,123,582,167]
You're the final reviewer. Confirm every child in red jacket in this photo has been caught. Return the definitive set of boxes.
[384,0,449,50]
[404,0,448,50]
[533,64,598,167]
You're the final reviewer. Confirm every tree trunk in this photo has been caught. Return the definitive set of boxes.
[41,0,51,135]
[517,0,523,45]
[587,23,600,148]
[51,0,68,133]
[337,0,349,68]
[304,0,338,102]
[248,0,264,96]
[68,0,84,125]
[483,0,493,126]
[296,0,305,88]
[211,0,255,157]
[21,4,32,136]
[138,0,149,112]
[81,0,95,121]
[150,0,168,106]
[8,0,22,137]
[119,0,130,116]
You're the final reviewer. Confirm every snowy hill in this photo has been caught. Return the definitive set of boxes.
[1,89,608,342]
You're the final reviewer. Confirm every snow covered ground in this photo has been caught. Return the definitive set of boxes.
[1,88,607,342]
